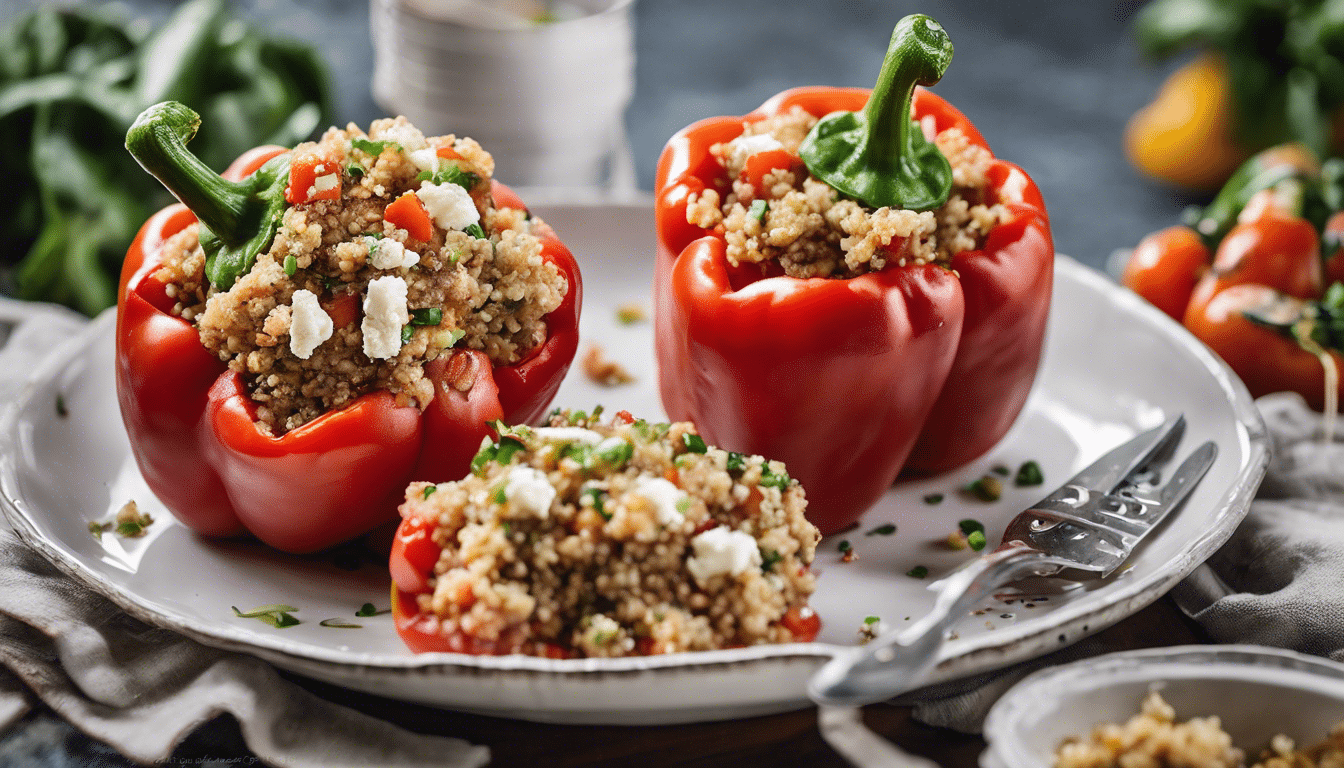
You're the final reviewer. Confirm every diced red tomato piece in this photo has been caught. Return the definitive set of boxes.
[385,192,434,242]
[286,154,341,205]
[741,148,797,192]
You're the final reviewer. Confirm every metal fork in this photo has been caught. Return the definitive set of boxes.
[808,415,1217,706]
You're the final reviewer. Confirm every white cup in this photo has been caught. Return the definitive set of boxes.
[370,0,636,191]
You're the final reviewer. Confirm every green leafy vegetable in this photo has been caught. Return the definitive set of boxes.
[906,565,929,579]
[1,0,333,314]
[866,523,897,536]
[410,307,442,326]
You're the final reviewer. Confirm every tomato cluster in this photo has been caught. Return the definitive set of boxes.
[1123,145,1344,411]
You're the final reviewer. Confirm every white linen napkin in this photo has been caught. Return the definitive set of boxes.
[0,297,489,768]
[900,391,1344,733]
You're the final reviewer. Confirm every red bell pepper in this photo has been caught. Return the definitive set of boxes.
[117,103,581,553]
[654,17,1053,534]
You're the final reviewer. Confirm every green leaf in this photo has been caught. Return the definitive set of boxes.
[352,137,392,156]
[748,198,768,222]
[759,465,791,490]
[866,523,897,536]
[726,452,746,474]
[356,603,389,617]
[906,565,929,579]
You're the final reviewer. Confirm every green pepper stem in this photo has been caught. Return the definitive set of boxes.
[124,101,255,245]
[861,15,954,175]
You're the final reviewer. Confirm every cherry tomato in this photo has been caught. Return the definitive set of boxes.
[1184,283,1343,410]
[1122,225,1210,321]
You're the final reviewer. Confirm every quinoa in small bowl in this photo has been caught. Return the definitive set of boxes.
[389,408,822,658]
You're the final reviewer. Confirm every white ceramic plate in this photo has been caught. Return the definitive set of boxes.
[0,201,1267,725]
[982,645,1344,768]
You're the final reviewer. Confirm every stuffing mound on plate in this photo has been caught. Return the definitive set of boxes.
[154,116,567,434]
[1055,691,1344,768]
[389,408,822,657]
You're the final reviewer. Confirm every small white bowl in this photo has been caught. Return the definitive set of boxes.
[982,645,1344,768]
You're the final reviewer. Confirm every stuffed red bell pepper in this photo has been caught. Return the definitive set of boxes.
[118,102,581,553]
[654,15,1053,534]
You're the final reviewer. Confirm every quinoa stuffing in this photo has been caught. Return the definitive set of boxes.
[154,116,567,434]
[396,409,821,657]
[683,106,1006,278]
[1055,692,1344,768]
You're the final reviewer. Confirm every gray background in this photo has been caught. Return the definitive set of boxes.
[0,0,1197,764]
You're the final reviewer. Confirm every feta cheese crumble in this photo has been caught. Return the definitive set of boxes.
[417,182,480,232]
[533,427,605,445]
[505,466,555,517]
[361,275,410,360]
[313,173,339,195]
[288,289,333,360]
[687,527,762,584]
[367,236,419,270]
[632,476,687,526]
[409,148,439,174]
[728,133,784,169]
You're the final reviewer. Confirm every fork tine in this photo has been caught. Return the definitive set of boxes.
[1064,415,1187,494]
[1157,441,1217,510]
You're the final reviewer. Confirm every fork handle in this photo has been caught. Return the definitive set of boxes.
[807,542,1067,706]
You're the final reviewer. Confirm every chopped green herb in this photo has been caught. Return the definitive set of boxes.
[923,493,944,505]
[494,437,525,466]
[416,165,479,191]
[232,604,300,628]
[352,138,394,156]
[560,442,594,467]
[581,486,610,520]
[319,618,362,629]
[446,247,463,267]
[866,523,897,536]
[726,452,746,474]
[440,328,466,347]
[283,254,298,276]
[748,198,768,222]
[967,530,987,551]
[907,566,929,579]
[464,222,487,240]
[760,548,783,572]
[410,307,442,326]
[675,495,693,515]
[838,539,852,553]
[345,163,364,177]
[964,475,1003,502]
[760,465,791,490]
[681,433,707,454]
[422,485,437,500]
[596,439,633,467]
[991,464,1010,476]
[356,603,389,617]
[56,394,68,418]
[364,231,385,240]
[568,410,588,425]
[115,520,149,537]
[616,304,646,325]
[88,521,110,540]
[491,485,507,505]
[863,615,881,625]
[400,324,414,345]
[1015,460,1044,487]
[958,519,985,536]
